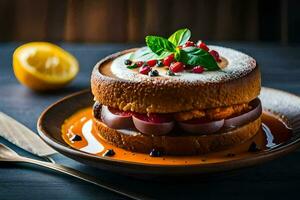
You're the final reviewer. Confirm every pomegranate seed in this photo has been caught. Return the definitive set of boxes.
[147,59,157,67]
[184,41,195,47]
[170,62,185,73]
[192,66,205,73]
[139,66,151,75]
[163,54,174,66]
[136,61,144,67]
[197,41,209,51]
[210,50,222,62]
[209,50,219,58]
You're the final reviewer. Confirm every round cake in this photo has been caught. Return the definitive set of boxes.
[91,29,261,155]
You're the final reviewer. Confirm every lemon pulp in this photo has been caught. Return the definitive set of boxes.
[13,42,79,91]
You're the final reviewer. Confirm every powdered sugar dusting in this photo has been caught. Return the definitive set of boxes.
[110,46,256,83]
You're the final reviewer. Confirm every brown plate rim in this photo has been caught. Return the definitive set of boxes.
[37,87,300,174]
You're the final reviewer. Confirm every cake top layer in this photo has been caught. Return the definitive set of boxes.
[92,28,260,113]
[109,45,256,83]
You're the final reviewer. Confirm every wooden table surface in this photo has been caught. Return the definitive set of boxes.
[1,42,300,200]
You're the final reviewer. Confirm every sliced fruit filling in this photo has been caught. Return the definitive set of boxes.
[175,103,251,122]
[93,99,262,136]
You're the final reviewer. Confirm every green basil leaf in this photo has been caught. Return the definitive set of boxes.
[129,47,172,61]
[145,36,176,56]
[168,28,191,46]
[127,63,138,69]
[178,47,219,70]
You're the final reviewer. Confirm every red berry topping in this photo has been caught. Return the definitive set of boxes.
[192,66,205,74]
[197,41,209,52]
[170,62,185,73]
[209,50,222,62]
[209,50,219,58]
[136,61,144,67]
[163,54,174,66]
[184,41,195,47]
[147,59,157,67]
[139,66,151,75]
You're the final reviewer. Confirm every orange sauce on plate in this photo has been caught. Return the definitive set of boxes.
[61,108,292,165]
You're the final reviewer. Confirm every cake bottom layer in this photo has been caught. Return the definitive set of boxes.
[93,117,261,155]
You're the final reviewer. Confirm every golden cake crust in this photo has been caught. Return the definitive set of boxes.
[91,48,260,113]
[93,117,261,155]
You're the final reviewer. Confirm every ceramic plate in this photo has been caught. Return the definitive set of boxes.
[37,87,300,178]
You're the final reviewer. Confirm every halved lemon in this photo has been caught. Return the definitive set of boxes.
[13,42,79,91]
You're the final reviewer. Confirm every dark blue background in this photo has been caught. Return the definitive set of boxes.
[1,43,300,200]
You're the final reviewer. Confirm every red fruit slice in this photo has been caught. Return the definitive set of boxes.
[136,61,144,67]
[224,99,262,128]
[133,113,173,123]
[192,66,205,73]
[132,113,174,135]
[101,106,134,129]
[197,41,209,51]
[184,41,195,47]
[209,50,222,62]
[139,66,151,75]
[147,59,157,67]
[163,54,174,66]
[179,118,224,135]
[170,62,185,73]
